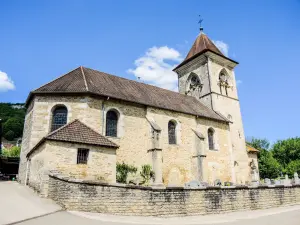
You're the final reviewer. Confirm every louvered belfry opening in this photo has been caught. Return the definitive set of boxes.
[106,110,118,137]
[168,121,176,144]
[51,106,68,132]
[77,148,89,164]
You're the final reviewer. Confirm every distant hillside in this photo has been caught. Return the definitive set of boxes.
[0,103,26,141]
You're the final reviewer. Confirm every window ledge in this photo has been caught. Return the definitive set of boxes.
[209,149,219,151]
[106,136,121,140]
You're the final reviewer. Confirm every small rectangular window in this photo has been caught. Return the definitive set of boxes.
[77,148,89,164]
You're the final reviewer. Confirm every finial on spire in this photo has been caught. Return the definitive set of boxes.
[198,15,204,32]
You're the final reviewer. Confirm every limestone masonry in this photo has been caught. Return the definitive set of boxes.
[48,174,300,217]
[19,30,260,204]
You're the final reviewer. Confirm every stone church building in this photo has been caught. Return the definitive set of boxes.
[19,31,258,194]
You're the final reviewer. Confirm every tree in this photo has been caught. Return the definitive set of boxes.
[248,138,282,179]
[3,117,23,138]
[4,130,15,141]
[285,160,300,178]
[272,137,300,168]
[258,149,282,179]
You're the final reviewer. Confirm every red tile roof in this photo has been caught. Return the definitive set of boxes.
[174,33,238,70]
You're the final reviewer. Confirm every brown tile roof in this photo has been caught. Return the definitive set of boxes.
[174,33,238,70]
[246,144,259,153]
[28,67,228,123]
[27,120,118,158]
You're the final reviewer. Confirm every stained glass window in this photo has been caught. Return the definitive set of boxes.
[168,121,176,144]
[106,110,118,137]
[51,106,68,132]
[208,128,215,150]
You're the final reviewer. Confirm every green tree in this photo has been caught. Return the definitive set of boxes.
[3,117,23,138]
[248,138,282,179]
[0,103,25,140]
[4,130,15,141]
[285,160,300,178]
[272,137,300,168]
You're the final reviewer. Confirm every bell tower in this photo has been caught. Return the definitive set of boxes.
[173,29,249,184]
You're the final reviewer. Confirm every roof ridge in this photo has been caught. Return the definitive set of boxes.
[80,66,89,92]
[83,67,194,98]
[202,34,208,50]
[33,67,82,92]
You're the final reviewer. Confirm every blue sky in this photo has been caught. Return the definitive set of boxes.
[0,0,299,142]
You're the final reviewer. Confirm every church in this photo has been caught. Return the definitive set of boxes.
[18,29,259,195]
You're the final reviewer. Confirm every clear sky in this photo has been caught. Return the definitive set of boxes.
[0,0,299,143]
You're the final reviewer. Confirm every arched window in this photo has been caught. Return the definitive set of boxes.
[51,106,68,132]
[106,110,118,137]
[186,72,202,97]
[219,69,231,96]
[208,128,215,150]
[168,121,177,144]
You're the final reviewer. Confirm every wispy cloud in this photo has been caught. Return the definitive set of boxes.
[127,46,182,91]
[236,80,242,86]
[0,71,15,92]
[213,40,229,56]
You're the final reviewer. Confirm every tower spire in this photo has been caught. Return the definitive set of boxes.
[198,15,204,32]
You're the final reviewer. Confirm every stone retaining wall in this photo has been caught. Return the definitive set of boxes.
[48,174,300,217]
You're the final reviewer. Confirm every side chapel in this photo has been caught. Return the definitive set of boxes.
[18,28,259,194]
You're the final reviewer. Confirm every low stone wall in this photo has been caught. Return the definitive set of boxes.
[48,174,300,217]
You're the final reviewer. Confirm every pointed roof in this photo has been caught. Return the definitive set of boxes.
[27,119,118,158]
[26,67,228,123]
[186,33,224,60]
[174,33,238,70]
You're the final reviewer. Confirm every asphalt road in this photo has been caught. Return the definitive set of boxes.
[16,208,300,225]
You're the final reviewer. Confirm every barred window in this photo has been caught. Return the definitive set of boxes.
[77,148,89,164]
[51,106,68,132]
[208,128,215,150]
[106,110,118,137]
[168,121,176,144]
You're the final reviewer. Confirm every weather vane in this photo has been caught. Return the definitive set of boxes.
[198,15,204,32]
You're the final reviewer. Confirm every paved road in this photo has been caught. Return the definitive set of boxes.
[0,181,61,225]
[15,207,300,225]
[1,181,300,225]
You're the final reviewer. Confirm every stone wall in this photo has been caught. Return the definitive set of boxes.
[48,174,300,217]
[28,140,116,196]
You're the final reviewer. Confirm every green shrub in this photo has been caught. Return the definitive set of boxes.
[140,164,154,185]
[1,146,21,157]
[116,162,137,183]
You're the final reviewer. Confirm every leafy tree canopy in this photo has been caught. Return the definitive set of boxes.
[272,137,300,167]
[248,138,282,179]
[0,103,25,141]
